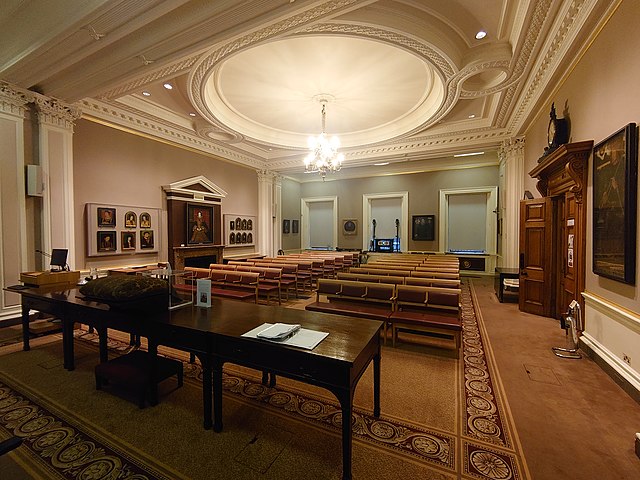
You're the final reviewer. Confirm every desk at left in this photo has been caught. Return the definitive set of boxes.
[6,285,215,422]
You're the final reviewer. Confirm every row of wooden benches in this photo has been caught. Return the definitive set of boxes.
[336,272,460,288]
[181,267,285,305]
[305,278,462,353]
[347,267,460,279]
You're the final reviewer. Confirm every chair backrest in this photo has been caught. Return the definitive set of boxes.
[209,269,227,282]
[395,285,460,312]
[316,278,342,296]
[184,267,211,279]
[410,270,459,280]
[405,277,461,289]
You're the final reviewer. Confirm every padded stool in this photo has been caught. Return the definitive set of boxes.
[95,350,183,408]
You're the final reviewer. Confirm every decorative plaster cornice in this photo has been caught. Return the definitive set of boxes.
[507,0,598,133]
[102,1,363,100]
[33,95,82,130]
[300,23,456,78]
[79,98,266,170]
[498,137,525,161]
[256,169,276,183]
[0,82,32,117]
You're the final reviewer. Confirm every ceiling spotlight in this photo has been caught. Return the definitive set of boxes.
[475,30,487,40]
[142,91,151,96]
[468,114,476,118]
[374,162,389,166]
[163,83,173,90]
[189,112,196,117]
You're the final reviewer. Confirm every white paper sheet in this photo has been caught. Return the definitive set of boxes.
[242,323,329,350]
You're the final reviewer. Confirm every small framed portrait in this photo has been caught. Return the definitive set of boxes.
[247,219,252,230]
[97,207,116,227]
[292,219,299,234]
[97,231,117,252]
[140,212,151,228]
[283,219,290,234]
[342,219,357,236]
[140,230,154,249]
[121,231,136,251]
[241,219,248,230]
[124,211,137,228]
[230,220,235,230]
[242,232,247,243]
[229,232,235,244]
[235,217,242,229]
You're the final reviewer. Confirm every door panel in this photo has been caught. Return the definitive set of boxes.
[560,193,577,315]
[519,199,553,316]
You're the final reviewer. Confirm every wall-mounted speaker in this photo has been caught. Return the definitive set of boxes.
[26,165,44,196]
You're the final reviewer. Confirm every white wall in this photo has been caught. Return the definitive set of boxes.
[524,0,640,389]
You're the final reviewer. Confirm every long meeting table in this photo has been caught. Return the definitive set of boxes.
[7,285,382,480]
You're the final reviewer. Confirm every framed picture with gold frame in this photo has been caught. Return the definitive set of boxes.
[592,123,637,284]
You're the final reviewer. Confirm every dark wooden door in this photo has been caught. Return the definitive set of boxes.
[519,198,553,316]
[557,193,579,317]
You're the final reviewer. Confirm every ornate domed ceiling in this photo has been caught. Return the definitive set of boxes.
[193,35,442,150]
[0,0,617,181]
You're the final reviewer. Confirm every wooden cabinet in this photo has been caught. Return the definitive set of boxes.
[521,141,593,318]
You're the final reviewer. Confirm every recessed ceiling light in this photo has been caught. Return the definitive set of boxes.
[163,83,173,90]
[189,112,196,117]
[142,91,151,96]
[475,30,487,40]
[468,114,476,118]
[454,151,485,158]
[374,162,390,166]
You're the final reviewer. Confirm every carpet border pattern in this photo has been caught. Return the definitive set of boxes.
[459,281,525,480]
[0,375,178,480]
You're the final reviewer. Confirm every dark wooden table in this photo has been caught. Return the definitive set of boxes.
[7,286,381,480]
[495,267,520,302]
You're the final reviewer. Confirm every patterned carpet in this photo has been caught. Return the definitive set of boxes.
[0,280,528,479]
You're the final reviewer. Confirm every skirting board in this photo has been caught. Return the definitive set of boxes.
[580,336,640,404]
[581,291,640,404]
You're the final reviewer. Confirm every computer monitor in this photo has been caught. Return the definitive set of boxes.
[50,249,68,271]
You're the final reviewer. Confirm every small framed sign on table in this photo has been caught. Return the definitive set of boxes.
[196,279,212,308]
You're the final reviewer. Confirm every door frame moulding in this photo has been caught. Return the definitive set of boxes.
[300,196,338,250]
[362,192,409,252]
[438,186,498,254]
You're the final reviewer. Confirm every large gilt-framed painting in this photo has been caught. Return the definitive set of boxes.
[592,123,637,284]
[187,204,214,245]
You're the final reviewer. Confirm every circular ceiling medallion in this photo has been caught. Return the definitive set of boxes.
[198,35,445,148]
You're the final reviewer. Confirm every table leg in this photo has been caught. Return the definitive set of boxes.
[98,326,108,363]
[373,350,381,418]
[212,357,223,432]
[21,305,30,351]
[336,389,355,480]
[62,319,74,371]
[148,342,158,406]
[196,353,213,430]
